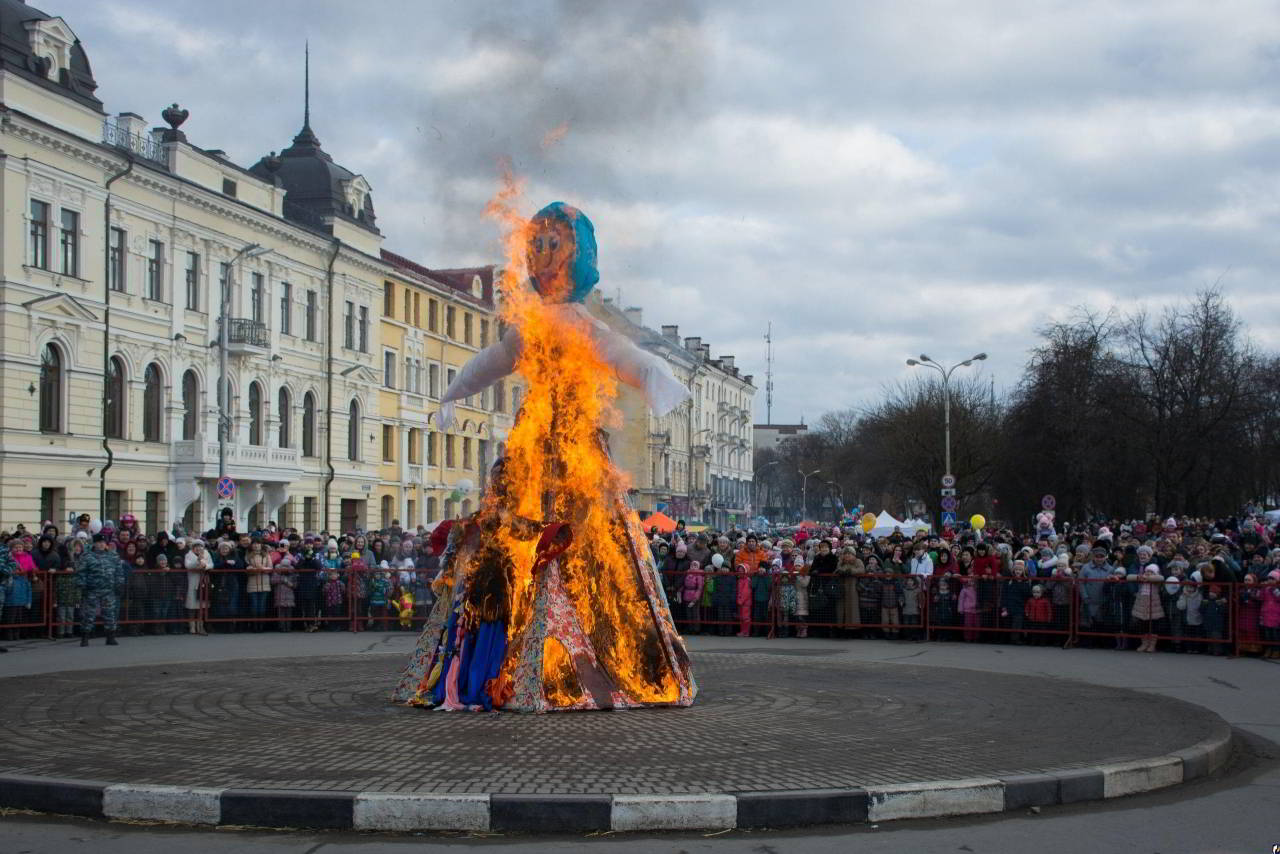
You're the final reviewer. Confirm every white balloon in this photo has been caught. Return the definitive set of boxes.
[89,519,103,534]
[457,478,475,492]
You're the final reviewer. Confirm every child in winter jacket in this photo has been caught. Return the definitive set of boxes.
[1262,569,1280,660]
[932,577,956,641]
[735,564,752,637]
[1177,582,1204,653]
[900,576,921,640]
[681,560,704,635]
[1025,585,1052,644]
[958,578,980,642]
[1200,585,1227,656]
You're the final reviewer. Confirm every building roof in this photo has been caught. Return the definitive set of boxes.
[380,250,495,308]
[248,120,379,236]
[0,0,101,111]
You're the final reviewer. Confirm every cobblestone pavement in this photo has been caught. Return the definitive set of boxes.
[0,648,1220,795]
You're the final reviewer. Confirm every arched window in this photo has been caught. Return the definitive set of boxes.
[277,387,291,449]
[39,343,62,433]
[248,382,263,445]
[104,355,126,439]
[143,363,163,441]
[181,370,199,440]
[347,400,360,461]
[302,392,316,457]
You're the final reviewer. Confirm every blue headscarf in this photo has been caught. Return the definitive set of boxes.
[529,201,598,304]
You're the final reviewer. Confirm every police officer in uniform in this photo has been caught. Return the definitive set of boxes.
[77,533,125,646]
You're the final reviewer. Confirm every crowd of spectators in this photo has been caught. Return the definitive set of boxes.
[650,512,1280,658]
[1,507,1277,660]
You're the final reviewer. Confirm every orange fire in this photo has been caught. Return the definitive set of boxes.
[479,166,680,704]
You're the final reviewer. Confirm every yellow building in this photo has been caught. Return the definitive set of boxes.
[374,257,516,529]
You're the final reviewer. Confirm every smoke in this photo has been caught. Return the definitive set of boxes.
[421,0,709,256]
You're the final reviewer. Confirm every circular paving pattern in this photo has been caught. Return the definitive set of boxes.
[0,648,1220,795]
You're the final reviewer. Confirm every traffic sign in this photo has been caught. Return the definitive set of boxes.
[941,474,956,488]
[940,488,956,497]
[1041,494,1056,511]
[941,511,957,526]
[941,496,958,512]
[216,476,235,500]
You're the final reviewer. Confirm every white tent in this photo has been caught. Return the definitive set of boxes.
[869,511,904,537]
[869,511,930,537]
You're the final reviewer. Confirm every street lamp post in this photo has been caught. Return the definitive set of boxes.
[219,243,271,481]
[753,458,780,517]
[798,468,821,520]
[905,353,987,479]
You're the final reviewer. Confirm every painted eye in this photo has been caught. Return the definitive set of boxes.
[549,236,560,251]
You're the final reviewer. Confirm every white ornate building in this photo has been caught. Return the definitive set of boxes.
[0,0,507,533]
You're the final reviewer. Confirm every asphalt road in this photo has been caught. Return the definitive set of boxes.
[1,633,1276,853]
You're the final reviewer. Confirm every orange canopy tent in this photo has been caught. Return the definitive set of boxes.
[796,520,821,529]
[641,511,678,534]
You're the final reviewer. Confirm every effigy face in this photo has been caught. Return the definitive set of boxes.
[526,218,576,302]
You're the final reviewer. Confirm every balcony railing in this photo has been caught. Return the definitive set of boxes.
[224,318,269,349]
[102,120,165,164]
[171,440,300,471]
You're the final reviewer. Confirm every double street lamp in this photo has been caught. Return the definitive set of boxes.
[905,352,987,481]
[798,468,821,520]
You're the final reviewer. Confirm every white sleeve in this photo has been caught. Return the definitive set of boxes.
[438,328,523,431]
[575,306,690,416]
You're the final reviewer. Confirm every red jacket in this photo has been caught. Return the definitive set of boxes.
[1025,596,1052,623]
[973,555,1002,577]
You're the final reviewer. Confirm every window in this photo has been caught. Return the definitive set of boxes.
[383,351,396,388]
[185,251,200,309]
[30,200,49,269]
[464,312,473,345]
[219,262,231,312]
[382,424,395,461]
[104,356,126,439]
[39,343,62,432]
[109,228,126,292]
[181,370,199,440]
[480,319,490,348]
[381,495,394,529]
[303,496,317,532]
[512,385,522,413]
[407,428,419,464]
[222,178,237,197]
[278,387,291,448]
[426,431,437,466]
[146,239,163,300]
[402,289,411,323]
[343,301,355,349]
[446,306,456,339]
[429,363,440,398]
[302,392,316,457]
[145,491,164,536]
[383,281,394,317]
[494,380,506,413]
[57,209,80,276]
[251,272,264,323]
[305,290,318,341]
[426,496,437,523]
[428,299,438,332]
[462,437,472,470]
[248,382,263,445]
[461,499,472,517]
[413,293,421,326]
[447,368,457,390]
[359,306,369,352]
[40,487,65,533]
[445,435,456,468]
[279,282,292,335]
[143,363,162,442]
[105,491,125,526]
[407,499,416,527]
[347,401,361,461]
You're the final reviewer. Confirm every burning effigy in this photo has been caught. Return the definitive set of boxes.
[391,189,697,712]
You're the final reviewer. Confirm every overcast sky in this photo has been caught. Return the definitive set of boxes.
[57,0,1280,424]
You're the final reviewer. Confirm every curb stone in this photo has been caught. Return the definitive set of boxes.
[0,721,1235,832]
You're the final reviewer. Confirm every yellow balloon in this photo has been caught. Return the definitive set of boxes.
[970,514,986,531]
[861,512,876,532]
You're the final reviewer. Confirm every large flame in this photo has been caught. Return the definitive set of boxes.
[481,167,679,704]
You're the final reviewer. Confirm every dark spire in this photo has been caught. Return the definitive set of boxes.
[291,40,320,149]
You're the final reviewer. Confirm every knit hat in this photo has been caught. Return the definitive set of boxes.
[92,533,105,542]
[327,538,338,551]
[711,553,724,569]
[675,542,687,557]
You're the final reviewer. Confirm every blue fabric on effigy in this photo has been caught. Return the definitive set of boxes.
[430,608,461,705]
[529,201,598,303]
[461,621,508,711]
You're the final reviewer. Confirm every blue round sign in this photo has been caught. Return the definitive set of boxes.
[216,476,235,500]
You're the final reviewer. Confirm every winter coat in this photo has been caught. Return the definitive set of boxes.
[712,569,736,607]
[1025,596,1052,623]
[932,587,956,623]
[1259,579,1280,629]
[1131,576,1165,621]
[75,549,125,593]
[681,569,705,604]
[1000,578,1033,616]
[1176,588,1203,626]
[957,585,979,615]
[794,573,810,617]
